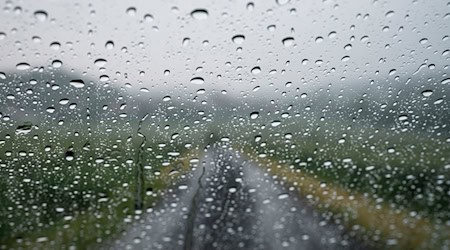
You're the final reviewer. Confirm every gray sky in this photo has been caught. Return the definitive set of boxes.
[0,0,448,99]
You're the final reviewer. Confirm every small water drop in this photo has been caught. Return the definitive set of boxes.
[251,66,261,75]
[276,0,290,6]
[267,25,276,31]
[46,107,56,113]
[52,60,62,68]
[433,99,443,105]
[190,77,205,85]
[105,40,114,49]
[50,42,61,50]
[59,99,69,105]
[182,37,190,47]
[16,63,30,70]
[144,14,153,22]
[247,2,254,11]
[421,90,433,97]
[250,112,259,119]
[191,9,208,20]
[282,37,294,47]
[34,10,47,21]
[94,58,107,67]
[16,122,33,135]
[69,79,85,88]
[385,10,395,18]
[126,7,136,16]
[271,120,281,127]
[341,56,350,62]
[232,35,245,45]
[419,38,428,44]
[99,75,109,82]
[441,78,450,85]
[328,31,337,38]
[278,193,289,200]
[65,151,75,161]
[398,115,408,121]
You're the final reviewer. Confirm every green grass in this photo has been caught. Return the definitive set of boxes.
[0,121,204,249]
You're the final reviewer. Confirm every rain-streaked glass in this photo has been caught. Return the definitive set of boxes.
[0,0,449,249]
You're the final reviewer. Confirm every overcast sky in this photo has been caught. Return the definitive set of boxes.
[0,0,448,100]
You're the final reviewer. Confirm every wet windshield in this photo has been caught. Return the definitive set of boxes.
[0,0,449,249]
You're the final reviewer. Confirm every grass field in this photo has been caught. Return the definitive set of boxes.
[0,119,204,249]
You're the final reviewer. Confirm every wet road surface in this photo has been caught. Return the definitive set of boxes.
[105,145,364,250]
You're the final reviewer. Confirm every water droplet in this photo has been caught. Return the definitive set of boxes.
[271,120,281,127]
[433,99,443,105]
[421,90,433,97]
[144,14,153,22]
[105,40,114,49]
[46,107,55,113]
[163,96,171,101]
[282,37,294,47]
[191,9,208,20]
[385,10,395,18]
[182,37,190,47]
[52,60,62,68]
[34,10,47,21]
[398,115,408,121]
[94,58,107,67]
[16,63,30,70]
[251,66,261,75]
[99,75,109,82]
[344,44,352,50]
[69,79,85,88]
[232,34,245,45]
[250,112,259,119]
[65,151,74,161]
[50,42,61,50]
[315,36,324,43]
[16,122,33,135]
[328,31,337,38]
[59,99,69,105]
[419,38,428,44]
[441,78,450,85]
[267,25,276,31]
[276,0,290,6]
[341,56,350,62]
[126,7,136,16]
[278,193,289,200]
[190,77,204,85]
[247,2,254,11]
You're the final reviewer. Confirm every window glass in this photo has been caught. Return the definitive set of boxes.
[0,0,449,249]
